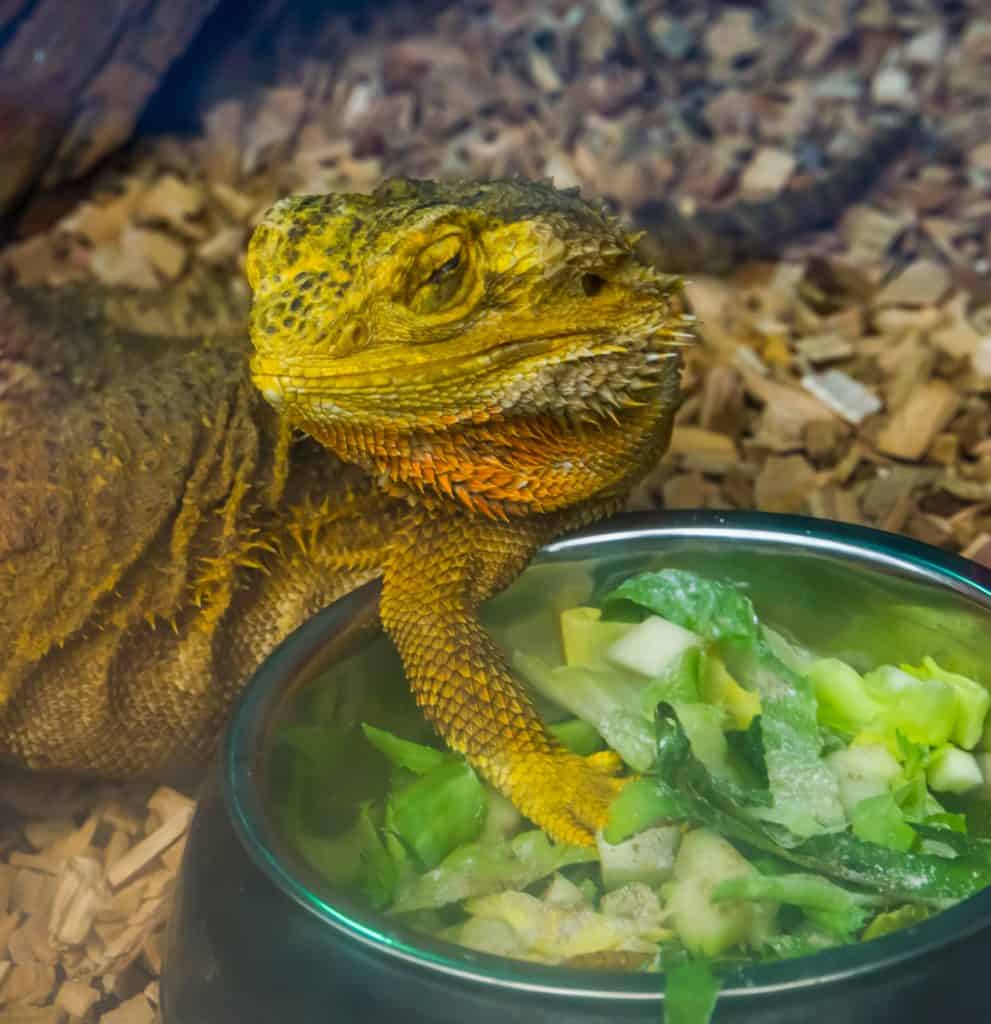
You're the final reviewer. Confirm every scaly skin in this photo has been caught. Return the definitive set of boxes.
[0,122,914,843]
[247,180,688,841]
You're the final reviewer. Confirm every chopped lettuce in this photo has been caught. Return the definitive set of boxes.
[361,723,452,776]
[723,642,846,840]
[604,569,761,644]
[463,889,668,961]
[548,718,604,756]
[391,830,597,913]
[850,792,916,852]
[512,652,657,771]
[386,759,488,870]
[664,961,722,1024]
[605,570,845,840]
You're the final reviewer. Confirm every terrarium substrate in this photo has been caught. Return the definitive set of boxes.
[1,0,990,1019]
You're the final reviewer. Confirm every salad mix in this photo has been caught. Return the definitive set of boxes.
[274,569,991,1023]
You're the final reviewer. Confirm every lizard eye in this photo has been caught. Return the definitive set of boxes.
[406,235,470,315]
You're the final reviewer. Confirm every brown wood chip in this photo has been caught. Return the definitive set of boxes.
[875,380,961,461]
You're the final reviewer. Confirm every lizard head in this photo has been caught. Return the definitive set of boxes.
[247,179,692,433]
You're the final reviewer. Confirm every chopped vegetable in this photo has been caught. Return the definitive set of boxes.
[665,828,760,957]
[927,745,984,794]
[391,830,597,913]
[805,659,882,736]
[850,792,916,852]
[559,606,633,667]
[596,825,681,890]
[825,745,901,817]
[386,760,488,870]
[664,961,722,1024]
[904,658,991,750]
[712,872,872,941]
[861,666,957,748]
[606,614,701,679]
[513,652,657,771]
[274,565,991,1024]
[699,652,760,730]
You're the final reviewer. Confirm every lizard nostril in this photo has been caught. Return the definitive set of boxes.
[581,273,607,297]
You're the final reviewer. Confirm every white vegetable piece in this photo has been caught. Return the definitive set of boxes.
[665,828,759,958]
[596,825,681,890]
[825,745,901,817]
[458,916,526,958]
[927,745,984,794]
[606,615,701,679]
[542,873,588,908]
[600,883,666,930]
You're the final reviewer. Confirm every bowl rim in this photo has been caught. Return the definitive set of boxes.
[224,509,991,1003]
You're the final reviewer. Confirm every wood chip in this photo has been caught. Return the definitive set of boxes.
[802,370,882,425]
[739,148,796,198]
[963,533,991,568]
[55,978,100,1018]
[876,381,961,461]
[1,962,55,1005]
[796,332,855,364]
[874,260,952,308]
[99,993,156,1024]
[138,175,204,230]
[131,230,187,281]
[705,8,759,62]
[754,455,817,514]
[872,65,914,107]
[49,857,104,947]
[973,337,991,378]
[105,808,193,891]
[668,427,738,474]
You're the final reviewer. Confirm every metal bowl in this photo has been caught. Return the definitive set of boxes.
[162,510,991,1023]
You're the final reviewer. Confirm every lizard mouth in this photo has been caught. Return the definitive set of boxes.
[250,317,692,421]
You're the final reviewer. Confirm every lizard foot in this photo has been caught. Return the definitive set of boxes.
[503,749,632,847]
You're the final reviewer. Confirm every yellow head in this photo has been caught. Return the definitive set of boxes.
[247,179,691,437]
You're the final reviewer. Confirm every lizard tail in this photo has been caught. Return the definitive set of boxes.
[634,114,921,274]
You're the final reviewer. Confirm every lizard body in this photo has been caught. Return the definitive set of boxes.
[0,123,913,843]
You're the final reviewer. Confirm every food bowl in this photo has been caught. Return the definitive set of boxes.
[161,510,991,1023]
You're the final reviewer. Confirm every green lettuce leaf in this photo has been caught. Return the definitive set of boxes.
[391,830,597,913]
[513,651,657,771]
[664,961,722,1024]
[604,570,845,840]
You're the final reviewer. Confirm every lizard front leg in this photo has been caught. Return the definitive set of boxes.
[380,507,626,847]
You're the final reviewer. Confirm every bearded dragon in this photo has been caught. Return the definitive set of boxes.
[0,120,915,844]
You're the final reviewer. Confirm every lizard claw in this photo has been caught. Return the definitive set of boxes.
[504,749,634,847]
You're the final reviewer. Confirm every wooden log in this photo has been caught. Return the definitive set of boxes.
[0,0,220,213]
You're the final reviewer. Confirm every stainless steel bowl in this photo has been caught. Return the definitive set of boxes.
[162,510,991,1023]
